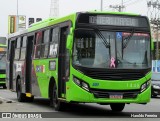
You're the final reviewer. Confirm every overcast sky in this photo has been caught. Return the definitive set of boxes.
[0,0,149,37]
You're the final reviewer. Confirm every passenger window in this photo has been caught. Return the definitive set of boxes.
[20,36,27,60]
[34,32,43,58]
[49,27,59,57]
[14,37,21,60]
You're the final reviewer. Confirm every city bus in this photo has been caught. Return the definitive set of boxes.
[0,43,7,89]
[7,11,152,111]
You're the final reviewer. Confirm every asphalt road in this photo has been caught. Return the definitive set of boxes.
[0,88,160,120]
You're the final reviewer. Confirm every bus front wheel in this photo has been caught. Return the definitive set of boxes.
[52,84,65,111]
[110,103,125,112]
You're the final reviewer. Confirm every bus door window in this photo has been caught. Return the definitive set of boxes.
[20,36,27,60]
[14,37,21,60]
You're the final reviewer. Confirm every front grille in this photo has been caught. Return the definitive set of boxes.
[0,78,5,82]
[90,89,140,99]
[73,65,150,80]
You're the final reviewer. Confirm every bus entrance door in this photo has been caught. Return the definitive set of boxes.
[58,26,69,98]
[25,35,34,94]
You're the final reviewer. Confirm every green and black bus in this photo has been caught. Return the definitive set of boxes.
[0,43,7,89]
[7,11,153,111]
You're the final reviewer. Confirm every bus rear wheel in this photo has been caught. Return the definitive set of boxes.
[52,84,65,111]
[17,78,26,102]
[110,103,125,112]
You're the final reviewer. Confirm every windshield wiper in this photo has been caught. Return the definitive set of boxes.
[92,28,110,48]
[123,29,135,49]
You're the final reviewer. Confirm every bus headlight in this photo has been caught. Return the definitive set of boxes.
[73,77,81,86]
[141,80,151,92]
[73,76,90,91]
[82,82,89,91]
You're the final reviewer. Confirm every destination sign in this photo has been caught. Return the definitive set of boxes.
[77,13,149,28]
[89,16,139,26]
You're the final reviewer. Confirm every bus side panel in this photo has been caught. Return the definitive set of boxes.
[31,61,42,97]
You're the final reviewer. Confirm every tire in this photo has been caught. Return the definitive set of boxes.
[52,84,65,111]
[110,103,125,112]
[2,85,7,89]
[17,78,26,102]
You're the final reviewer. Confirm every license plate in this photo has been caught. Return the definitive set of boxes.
[109,94,123,99]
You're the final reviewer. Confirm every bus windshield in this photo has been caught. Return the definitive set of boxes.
[0,47,6,70]
[73,29,151,69]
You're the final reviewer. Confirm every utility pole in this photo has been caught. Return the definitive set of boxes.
[109,0,125,12]
[100,0,103,11]
[50,0,59,17]
[147,0,160,60]
[16,0,19,32]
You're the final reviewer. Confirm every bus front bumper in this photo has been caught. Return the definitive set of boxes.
[66,83,151,104]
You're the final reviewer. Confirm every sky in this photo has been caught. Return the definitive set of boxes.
[0,0,149,37]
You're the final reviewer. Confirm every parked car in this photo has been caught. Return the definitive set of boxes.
[151,73,160,97]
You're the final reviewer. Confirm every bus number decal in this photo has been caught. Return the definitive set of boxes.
[92,83,99,86]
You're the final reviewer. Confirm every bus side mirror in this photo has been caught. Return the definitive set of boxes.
[66,28,73,50]
[66,34,73,50]
[151,38,154,51]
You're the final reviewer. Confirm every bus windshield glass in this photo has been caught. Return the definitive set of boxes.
[0,47,6,70]
[73,29,151,69]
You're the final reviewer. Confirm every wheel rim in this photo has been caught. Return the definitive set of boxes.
[53,86,58,106]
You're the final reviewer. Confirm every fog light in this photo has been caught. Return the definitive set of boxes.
[82,82,89,91]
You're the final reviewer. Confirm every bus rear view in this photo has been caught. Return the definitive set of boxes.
[68,12,152,111]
